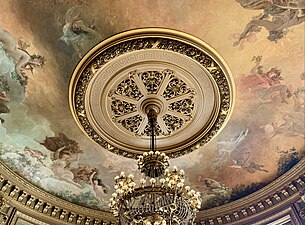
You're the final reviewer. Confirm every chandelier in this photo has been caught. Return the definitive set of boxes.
[109,105,202,224]
[69,27,234,225]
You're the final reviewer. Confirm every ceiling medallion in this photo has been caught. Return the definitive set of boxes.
[69,28,235,158]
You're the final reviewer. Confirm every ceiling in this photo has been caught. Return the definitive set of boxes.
[0,0,304,212]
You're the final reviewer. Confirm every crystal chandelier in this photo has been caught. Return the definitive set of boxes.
[109,105,202,225]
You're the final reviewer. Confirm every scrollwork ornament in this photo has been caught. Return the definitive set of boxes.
[142,120,162,136]
[169,98,194,116]
[162,75,192,100]
[109,69,196,137]
[140,70,164,94]
[111,100,136,117]
[114,75,143,100]
[162,114,184,133]
[120,115,143,133]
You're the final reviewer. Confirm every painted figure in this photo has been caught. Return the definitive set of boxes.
[228,152,268,173]
[41,133,82,156]
[41,133,83,187]
[293,87,305,112]
[272,112,305,137]
[197,177,230,196]
[90,171,109,200]
[17,40,45,76]
[0,91,10,124]
[236,0,305,10]
[214,129,249,164]
[52,146,81,187]
[235,1,305,45]
[240,56,292,106]
[24,146,47,166]
[59,6,100,58]
[0,28,45,85]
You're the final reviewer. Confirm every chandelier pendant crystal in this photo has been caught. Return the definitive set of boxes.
[109,104,202,224]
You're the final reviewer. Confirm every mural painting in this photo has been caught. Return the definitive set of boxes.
[234,0,305,47]
[0,0,304,211]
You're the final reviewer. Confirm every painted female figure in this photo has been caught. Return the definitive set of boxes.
[52,146,82,187]
[90,171,109,200]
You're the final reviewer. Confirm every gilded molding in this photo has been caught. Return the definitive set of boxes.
[0,194,10,225]
[11,211,50,225]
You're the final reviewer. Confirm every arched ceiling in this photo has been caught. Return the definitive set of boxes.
[0,0,304,213]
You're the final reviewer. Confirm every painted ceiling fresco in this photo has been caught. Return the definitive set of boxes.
[0,0,304,211]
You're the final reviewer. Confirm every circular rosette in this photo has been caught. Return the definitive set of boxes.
[108,69,196,137]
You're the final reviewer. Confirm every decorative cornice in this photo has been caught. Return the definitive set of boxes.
[195,157,305,224]
[0,161,115,225]
[0,158,304,224]
[10,211,50,225]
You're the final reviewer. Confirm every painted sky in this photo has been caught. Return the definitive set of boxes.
[0,0,304,210]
